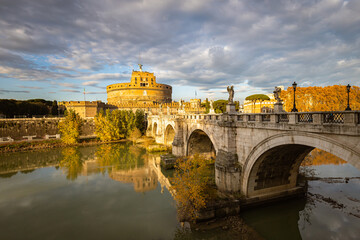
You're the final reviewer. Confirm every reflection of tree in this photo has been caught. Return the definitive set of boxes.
[170,155,215,222]
[0,150,61,176]
[0,172,18,178]
[95,143,146,174]
[299,194,315,230]
[59,147,83,180]
[302,148,346,166]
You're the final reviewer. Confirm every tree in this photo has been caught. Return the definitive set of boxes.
[51,100,58,116]
[128,128,142,143]
[58,109,83,144]
[94,109,137,142]
[135,109,146,135]
[170,155,214,222]
[280,85,360,112]
[213,100,228,113]
[201,98,210,114]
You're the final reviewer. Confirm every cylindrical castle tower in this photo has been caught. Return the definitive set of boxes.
[107,65,172,106]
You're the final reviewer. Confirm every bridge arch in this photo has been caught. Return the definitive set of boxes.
[186,128,217,158]
[152,122,158,136]
[242,132,360,198]
[164,124,175,146]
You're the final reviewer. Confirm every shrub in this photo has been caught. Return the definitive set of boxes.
[58,109,83,144]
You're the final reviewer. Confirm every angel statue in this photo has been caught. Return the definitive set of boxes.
[179,99,183,110]
[273,86,282,103]
[227,85,234,104]
[210,100,214,110]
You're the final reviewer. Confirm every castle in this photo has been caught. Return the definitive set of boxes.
[59,65,205,117]
[107,64,172,106]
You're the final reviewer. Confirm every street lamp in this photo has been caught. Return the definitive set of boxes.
[345,84,352,111]
[291,81,298,112]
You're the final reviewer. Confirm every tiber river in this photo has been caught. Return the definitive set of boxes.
[0,143,359,239]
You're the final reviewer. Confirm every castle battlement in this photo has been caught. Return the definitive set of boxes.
[107,65,172,106]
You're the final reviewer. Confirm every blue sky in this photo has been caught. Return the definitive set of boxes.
[0,0,359,103]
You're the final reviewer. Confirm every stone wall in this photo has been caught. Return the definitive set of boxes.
[0,118,95,140]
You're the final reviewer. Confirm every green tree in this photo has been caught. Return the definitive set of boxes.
[51,100,58,116]
[201,98,211,114]
[94,109,137,142]
[135,109,146,135]
[58,109,83,144]
[213,100,228,113]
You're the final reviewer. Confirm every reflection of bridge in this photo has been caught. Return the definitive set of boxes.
[147,111,360,203]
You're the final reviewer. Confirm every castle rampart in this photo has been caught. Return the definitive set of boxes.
[107,69,172,106]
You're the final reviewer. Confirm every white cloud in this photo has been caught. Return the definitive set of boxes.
[0,0,359,100]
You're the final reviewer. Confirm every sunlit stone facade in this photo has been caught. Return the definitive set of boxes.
[107,66,172,106]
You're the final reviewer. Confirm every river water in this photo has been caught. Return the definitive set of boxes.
[0,143,359,239]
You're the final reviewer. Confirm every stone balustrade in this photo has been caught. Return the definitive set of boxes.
[164,111,359,126]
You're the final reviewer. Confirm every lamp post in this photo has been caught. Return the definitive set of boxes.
[291,81,298,112]
[345,84,352,111]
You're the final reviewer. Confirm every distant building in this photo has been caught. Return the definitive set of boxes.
[243,86,285,113]
[107,64,172,106]
[59,101,114,118]
[60,65,206,117]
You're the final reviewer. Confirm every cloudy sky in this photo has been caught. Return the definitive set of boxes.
[0,0,359,102]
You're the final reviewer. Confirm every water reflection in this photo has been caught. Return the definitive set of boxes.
[302,148,347,166]
[0,145,359,239]
[96,144,158,193]
[59,148,83,181]
[242,148,360,240]
[0,143,163,193]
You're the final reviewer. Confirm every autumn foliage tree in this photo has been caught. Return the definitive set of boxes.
[281,85,360,112]
[95,109,145,142]
[170,155,215,222]
[58,109,83,144]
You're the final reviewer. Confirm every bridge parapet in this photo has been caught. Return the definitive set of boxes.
[150,111,359,135]
[153,110,359,124]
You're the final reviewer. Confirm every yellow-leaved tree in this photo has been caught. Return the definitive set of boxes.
[170,155,215,222]
[58,109,83,144]
[95,109,139,142]
[281,85,360,112]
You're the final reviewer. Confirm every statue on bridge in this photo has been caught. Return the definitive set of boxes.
[210,100,215,114]
[273,86,282,103]
[227,85,234,104]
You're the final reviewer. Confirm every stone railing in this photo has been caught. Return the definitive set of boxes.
[156,111,360,126]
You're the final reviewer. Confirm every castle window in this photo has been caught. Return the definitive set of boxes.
[135,77,137,80]
[140,83,146,87]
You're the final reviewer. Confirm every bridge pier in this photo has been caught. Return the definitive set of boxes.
[215,113,242,192]
[172,118,185,156]
[215,150,241,192]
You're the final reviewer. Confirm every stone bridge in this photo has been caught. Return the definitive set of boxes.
[147,111,360,203]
